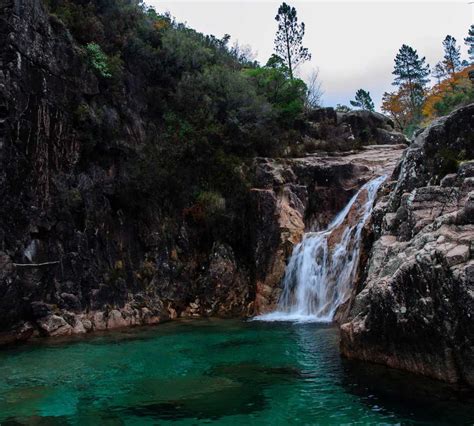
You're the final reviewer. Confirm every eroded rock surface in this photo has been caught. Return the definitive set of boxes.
[340,104,474,387]
[252,145,405,313]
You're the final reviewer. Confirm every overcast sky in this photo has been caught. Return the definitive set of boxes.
[149,1,473,110]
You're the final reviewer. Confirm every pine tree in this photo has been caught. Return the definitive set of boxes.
[442,35,461,75]
[392,44,430,117]
[350,89,375,111]
[274,2,311,79]
[432,62,447,85]
[465,24,474,64]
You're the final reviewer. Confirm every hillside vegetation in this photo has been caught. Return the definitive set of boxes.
[45,0,307,223]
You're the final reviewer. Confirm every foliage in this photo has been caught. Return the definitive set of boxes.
[85,42,112,78]
[350,89,374,111]
[384,33,474,135]
[464,24,474,64]
[42,0,311,258]
[230,41,258,67]
[432,62,447,84]
[381,86,414,133]
[422,66,474,120]
[442,35,462,75]
[391,44,430,125]
[304,68,323,109]
[184,191,226,226]
[392,44,430,88]
[244,66,307,126]
[273,2,311,79]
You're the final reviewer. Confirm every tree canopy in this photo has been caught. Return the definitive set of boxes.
[391,44,430,123]
[465,24,474,64]
[442,35,462,75]
[273,2,311,79]
[350,89,375,111]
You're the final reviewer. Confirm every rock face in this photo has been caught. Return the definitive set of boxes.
[340,104,474,387]
[0,0,254,343]
[252,145,405,313]
[302,108,408,152]
[0,0,407,343]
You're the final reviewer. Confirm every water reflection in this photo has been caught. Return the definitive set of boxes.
[0,320,473,425]
[341,358,474,424]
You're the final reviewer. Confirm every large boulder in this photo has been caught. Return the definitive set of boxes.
[340,104,474,387]
[303,108,407,153]
[338,110,408,145]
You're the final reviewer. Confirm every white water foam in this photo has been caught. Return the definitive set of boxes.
[254,175,386,323]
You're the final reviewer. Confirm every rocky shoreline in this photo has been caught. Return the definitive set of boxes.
[0,142,405,346]
[340,104,474,387]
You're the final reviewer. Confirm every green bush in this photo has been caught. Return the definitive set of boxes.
[85,42,112,78]
[243,67,307,126]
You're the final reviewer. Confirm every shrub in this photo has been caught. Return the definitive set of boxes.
[422,66,474,122]
[85,42,112,78]
[243,67,307,126]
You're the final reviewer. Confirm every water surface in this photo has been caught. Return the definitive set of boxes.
[0,319,472,425]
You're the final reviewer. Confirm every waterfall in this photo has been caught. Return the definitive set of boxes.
[256,175,386,323]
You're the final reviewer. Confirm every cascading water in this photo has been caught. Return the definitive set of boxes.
[256,175,386,323]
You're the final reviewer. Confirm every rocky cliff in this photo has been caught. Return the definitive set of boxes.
[0,0,256,342]
[0,0,408,343]
[340,104,474,387]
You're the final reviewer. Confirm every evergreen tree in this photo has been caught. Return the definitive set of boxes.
[350,89,375,111]
[465,24,474,64]
[442,35,461,75]
[274,2,311,79]
[432,62,447,85]
[392,44,430,117]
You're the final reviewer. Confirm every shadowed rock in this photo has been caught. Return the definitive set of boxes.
[340,104,474,387]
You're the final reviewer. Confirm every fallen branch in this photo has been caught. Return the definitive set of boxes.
[13,261,60,267]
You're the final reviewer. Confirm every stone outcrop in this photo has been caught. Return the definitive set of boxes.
[340,104,474,387]
[302,108,408,153]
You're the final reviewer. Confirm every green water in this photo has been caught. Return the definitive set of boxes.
[0,320,473,425]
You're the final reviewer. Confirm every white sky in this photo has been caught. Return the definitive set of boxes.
[149,1,473,110]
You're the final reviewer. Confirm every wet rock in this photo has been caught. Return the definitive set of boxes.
[196,243,251,317]
[72,318,87,334]
[251,145,405,313]
[0,0,407,343]
[92,312,107,331]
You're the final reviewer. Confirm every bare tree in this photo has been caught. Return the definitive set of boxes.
[231,41,257,65]
[305,68,324,109]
